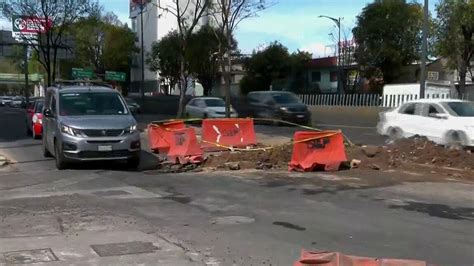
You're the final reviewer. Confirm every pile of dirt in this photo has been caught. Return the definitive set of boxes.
[203,144,293,170]
[347,137,474,173]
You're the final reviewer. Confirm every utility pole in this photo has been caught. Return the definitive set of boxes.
[419,0,429,98]
[23,43,29,104]
[319,15,342,94]
[140,1,146,101]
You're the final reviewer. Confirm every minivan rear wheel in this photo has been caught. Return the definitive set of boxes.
[55,141,68,170]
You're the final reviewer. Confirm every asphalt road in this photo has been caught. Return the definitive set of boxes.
[0,107,473,265]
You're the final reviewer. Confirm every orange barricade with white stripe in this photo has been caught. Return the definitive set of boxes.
[167,127,204,164]
[294,250,428,266]
[148,120,185,154]
[289,131,347,172]
[201,118,257,150]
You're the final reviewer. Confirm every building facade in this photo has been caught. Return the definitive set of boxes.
[129,0,211,93]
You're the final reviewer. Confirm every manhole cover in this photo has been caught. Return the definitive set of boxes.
[210,216,255,225]
[93,190,131,197]
[91,241,159,257]
[3,248,58,264]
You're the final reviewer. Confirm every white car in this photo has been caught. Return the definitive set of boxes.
[185,97,238,118]
[377,99,474,147]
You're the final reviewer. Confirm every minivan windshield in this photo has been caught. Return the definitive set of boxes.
[59,92,128,116]
[272,93,301,104]
[445,101,474,117]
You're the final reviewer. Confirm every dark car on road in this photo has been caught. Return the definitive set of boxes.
[246,91,311,125]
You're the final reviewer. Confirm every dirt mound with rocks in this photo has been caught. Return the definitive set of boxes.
[203,144,293,170]
[203,137,473,174]
[347,137,474,174]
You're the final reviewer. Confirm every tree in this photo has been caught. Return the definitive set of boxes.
[147,31,182,95]
[2,0,98,87]
[435,0,474,95]
[352,0,423,84]
[157,0,212,118]
[188,25,236,95]
[210,0,273,116]
[72,12,137,75]
[288,50,312,93]
[243,41,290,92]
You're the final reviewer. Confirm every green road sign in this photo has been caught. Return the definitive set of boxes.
[105,71,126,82]
[72,68,94,79]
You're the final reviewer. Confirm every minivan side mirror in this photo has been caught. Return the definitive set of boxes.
[43,108,53,118]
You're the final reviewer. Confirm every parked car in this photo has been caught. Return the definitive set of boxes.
[246,91,311,125]
[26,98,44,139]
[377,99,474,147]
[42,86,141,170]
[185,97,238,118]
[10,96,25,108]
[125,97,142,114]
[0,96,13,107]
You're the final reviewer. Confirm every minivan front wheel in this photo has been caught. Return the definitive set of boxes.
[126,156,140,170]
[42,137,52,158]
[55,141,68,170]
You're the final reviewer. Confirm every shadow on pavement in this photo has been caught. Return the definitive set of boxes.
[0,107,30,142]
[64,150,159,172]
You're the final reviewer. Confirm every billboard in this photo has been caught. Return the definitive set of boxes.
[12,15,52,40]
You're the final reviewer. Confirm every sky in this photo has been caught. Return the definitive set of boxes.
[1,0,439,58]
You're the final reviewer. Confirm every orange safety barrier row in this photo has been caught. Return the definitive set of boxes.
[166,127,204,164]
[148,120,186,154]
[201,118,257,150]
[294,250,429,266]
[289,131,347,172]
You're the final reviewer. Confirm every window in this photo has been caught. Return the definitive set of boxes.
[247,94,260,104]
[311,71,321,82]
[400,103,415,115]
[35,101,44,113]
[428,104,443,115]
[204,99,225,107]
[272,93,300,104]
[445,101,474,117]
[59,92,127,116]
[330,71,338,82]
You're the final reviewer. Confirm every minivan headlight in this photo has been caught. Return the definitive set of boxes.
[61,124,85,137]
[124,124,137,134]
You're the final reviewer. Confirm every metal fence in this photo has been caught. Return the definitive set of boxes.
[298,94,381,107]
[298,93,470,108]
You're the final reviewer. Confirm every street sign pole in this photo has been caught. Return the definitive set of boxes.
[24,43,29,105]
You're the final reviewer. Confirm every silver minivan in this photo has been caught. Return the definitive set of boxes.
[42,85,141,169]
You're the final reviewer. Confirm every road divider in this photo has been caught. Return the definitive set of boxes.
[293,250,428,266]
[147,118,354,172]
[289,131,347,172]
[148,120,185,154]
[201,118,257,151]
[166,127,203,164]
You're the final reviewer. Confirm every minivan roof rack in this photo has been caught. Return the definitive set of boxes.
[53,79,113,88]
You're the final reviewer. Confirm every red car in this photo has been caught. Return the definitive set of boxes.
[26,99,44,139]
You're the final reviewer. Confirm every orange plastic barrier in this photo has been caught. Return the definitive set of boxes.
[148,120,185,154]
[289,131,347,172]
[294,250,429,266]
[201,118,257,150]
[167,127,204,164]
